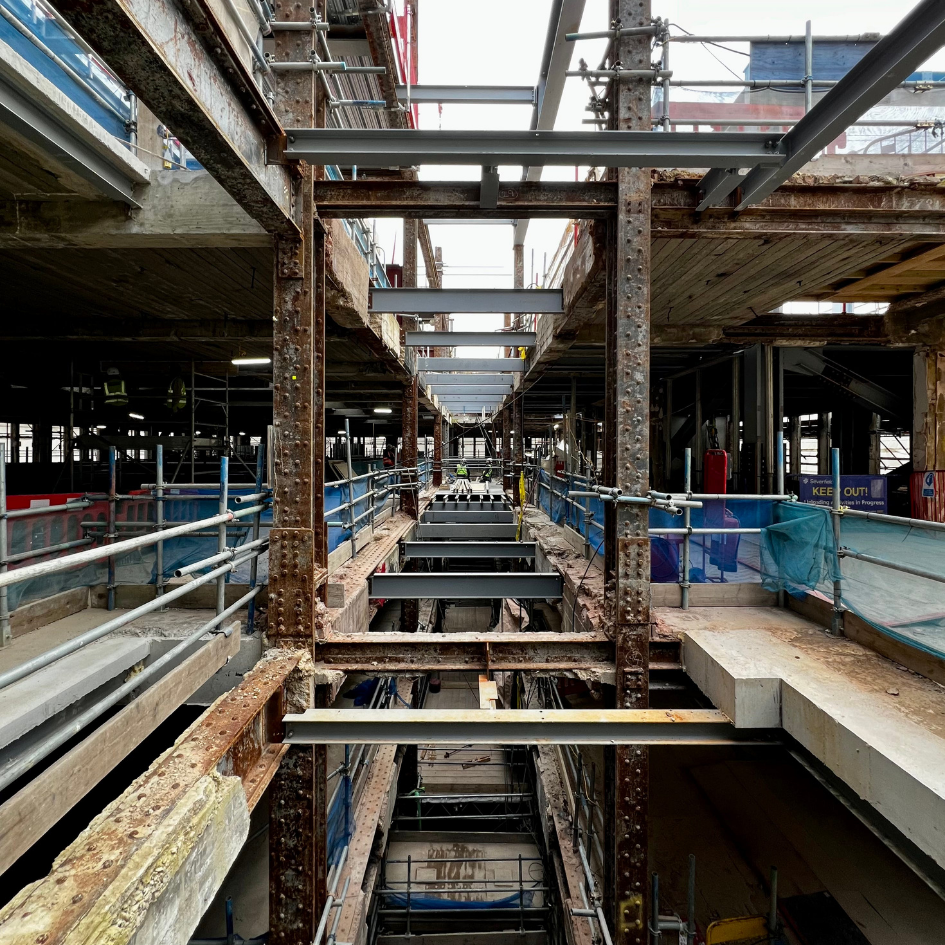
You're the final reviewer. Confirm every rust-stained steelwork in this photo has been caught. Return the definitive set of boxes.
[312,631,615,671]
[0,651,301,945]
[312,180,618,218]
[269,6,328,944]
[433,411,443,486]
[603,3,653,942]
[400,219,420,632]
[54,0,296,236]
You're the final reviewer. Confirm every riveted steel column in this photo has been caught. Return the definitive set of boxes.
[606,3,652,943]
[401,219,420,632]
[502,407,513,495]
[269,4,327,943]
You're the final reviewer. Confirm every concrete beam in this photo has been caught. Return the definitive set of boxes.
[54,0,297,236]
[0,650,304,943]
[682,623,945,871]
[0,171,267,248]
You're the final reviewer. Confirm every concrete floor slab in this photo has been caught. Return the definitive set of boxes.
[666,606,945,872]
[0,636,149,750]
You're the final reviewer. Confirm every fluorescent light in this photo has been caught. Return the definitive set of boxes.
[95,425,107,430]
[129,412,145,420]
[374,407,392,414]
[232,357,271,365]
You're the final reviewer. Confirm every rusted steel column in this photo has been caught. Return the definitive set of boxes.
[269,5,328,943]
[605,2,652,944]
[502,407,512,494]
[270,684,330,945]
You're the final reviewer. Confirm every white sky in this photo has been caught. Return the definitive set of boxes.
[367,0,942,351]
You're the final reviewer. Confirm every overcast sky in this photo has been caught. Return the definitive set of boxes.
[368,0,939,349]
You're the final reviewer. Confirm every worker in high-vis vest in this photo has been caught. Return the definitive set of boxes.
[456,461,468,479]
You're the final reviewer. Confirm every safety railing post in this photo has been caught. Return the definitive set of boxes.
[681,447,692,610]
[518,853,525,932]
[155,445,166,611]
[107,446,117,611]
[830,447,844,636]
[217,456,229,618]
[246,443,265,634]
[776,432,785,608]
[405,854,412,938]
[0,445,9,647]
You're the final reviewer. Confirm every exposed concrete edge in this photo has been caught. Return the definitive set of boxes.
[0,36,150,183]
[0,771,249,945]
[683,627,945,869]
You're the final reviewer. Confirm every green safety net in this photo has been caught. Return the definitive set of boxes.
[762,502,945,660]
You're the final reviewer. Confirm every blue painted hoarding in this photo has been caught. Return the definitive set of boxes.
[798,475,887,512]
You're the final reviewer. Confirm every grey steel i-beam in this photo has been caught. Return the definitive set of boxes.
[371,288,563,314]
[422,373,512,386]
[282,128,785,168]
[368,572,562,599]
[406,331,537,347]
[703,0,945,209]
[394,85,537,104]
[403,542,537,559]
[430,387,512,397]
[419,358,524,373]
[282,709,771,745]
[418,523,519,539]
[422,510,516,523]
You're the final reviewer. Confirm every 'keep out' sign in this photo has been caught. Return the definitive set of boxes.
[798,475,887,512]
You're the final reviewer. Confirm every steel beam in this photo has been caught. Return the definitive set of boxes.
[402,541,537,558]
[728,0,945,209]
[0,73,141,205]
[424,373,514,386]
[417,523,520,540]
[421,510,516,523]
[419,358,524,373]
[407,331,537,347]
[55,0,296,235]
[371,288,563,314]
[429,386,513,396]
[311,179,617,219]
[283,709,766,745]
[394,84,537,104]
[515,0,587,247]
[436,394,508,402]
[283,128,785,168]
[311,631,613,671]
[369,572,562,599]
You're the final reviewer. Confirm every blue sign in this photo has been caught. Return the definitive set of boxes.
[798,475,887,512]
[922,471,936,499]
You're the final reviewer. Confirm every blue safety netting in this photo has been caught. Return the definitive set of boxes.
[761,502,945,660]
[327,770,353,867]
[5,492,269,610]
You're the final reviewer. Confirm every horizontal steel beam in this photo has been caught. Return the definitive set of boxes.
[371,288,563,314]
[418,358,524,373]
[283,129,784,168]
[369,572,561,599]
[406,331,537,347]
[283,709,764,745]
[422,510,516,523]
[429,386,512,397]
[310,180,617,219]
[309,632,614,672]
[423,373,513,386]
[417,523,519,539]
[730,0,945,208]
[394,84,537,104]
[402,542,536,558]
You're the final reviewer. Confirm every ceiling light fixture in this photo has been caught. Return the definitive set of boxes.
[374,407,392,414]
[232,357,271,365]
[129,412,145,420]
